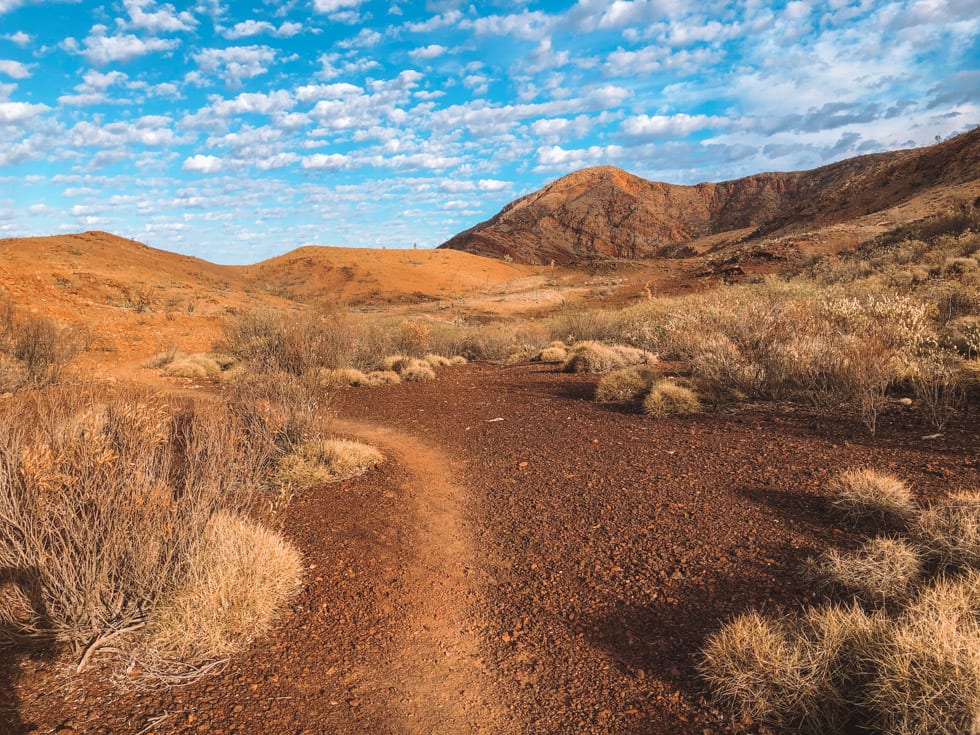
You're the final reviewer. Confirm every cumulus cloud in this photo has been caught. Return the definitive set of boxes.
[0,100,49,124]
[409,44,448,60]
[183,153,223,172]
[123,0,197,33]
[58,69,127,106]
[313,0,364,13]
[3,31,30,46]
[194,45,276,86]
[620,113,724,140]
[0,60,31,79]
[65,25,179,65]
[222,19,302,39]
[301,152,349,170]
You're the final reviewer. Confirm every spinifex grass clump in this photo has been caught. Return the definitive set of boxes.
[701,468,980,734]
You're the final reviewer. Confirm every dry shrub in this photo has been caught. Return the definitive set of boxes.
[914,491,980,569]
[162,354,222,379]
[810,537,922,605]
[562,341,655,374]
[400,362,436,382]
[397,320,431,356]
[548,305,624,343]
[224,369,323,471]
[380,354,410,371]
[595,366,660,403]
[362,370,401,386]
[274,438,383,491]
[0,353,28,392]
[12,316,81,386]
[828,469,916,528]
[319,367,368,388]
[701,605,888,733]
[222,305,362,375]
[145,348,178,369]
[534,343,568,364]
[0,384,255,655]
[145,510,303,662]
[909,351,965,430]
[423,353,451,368]
[867,573,980,735]
[449,355,467,365]
[642,378,700,417]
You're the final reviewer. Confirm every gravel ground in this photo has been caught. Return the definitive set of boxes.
[3,361,977,734]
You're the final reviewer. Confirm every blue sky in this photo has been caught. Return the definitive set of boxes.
[0,0,977,264]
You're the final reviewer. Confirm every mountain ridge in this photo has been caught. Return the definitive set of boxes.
[438,127,980,264]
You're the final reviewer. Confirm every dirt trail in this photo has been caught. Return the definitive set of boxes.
[332,419,512,735]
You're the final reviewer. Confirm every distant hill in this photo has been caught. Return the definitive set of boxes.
[438,127,980,264]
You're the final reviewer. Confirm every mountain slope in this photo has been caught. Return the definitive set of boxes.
[439,127,980,264]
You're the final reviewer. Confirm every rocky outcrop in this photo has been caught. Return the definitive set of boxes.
[439,127,980,264]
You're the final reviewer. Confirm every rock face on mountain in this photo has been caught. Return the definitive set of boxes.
[439,127,980,264]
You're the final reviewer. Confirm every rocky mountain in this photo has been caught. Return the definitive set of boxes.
[439,127,980,264]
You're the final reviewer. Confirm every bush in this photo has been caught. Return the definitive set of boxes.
[810,537,922,605]
[273,438,383,492]
[145,510,303,662]
[362,370,401,386]
[0,385,256,659]
[828,469,916,528]
[318,367,368,388]
[562,341,656,374]
[595,366,660,403]
[534,345,568,364]
[866,573,980,735]
[642,378,701,417]
[914,491,980,569]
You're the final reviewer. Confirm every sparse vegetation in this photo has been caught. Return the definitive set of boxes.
[561,341,656,374]
[594,365,660,403]
[703,468,980,735]
[0,298,80,389]
[0,383,301,672]
[829,469,916,528]
[642,378,701,417]
[274,438,383,492]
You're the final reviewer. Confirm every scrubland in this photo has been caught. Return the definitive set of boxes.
[0,218,977,734]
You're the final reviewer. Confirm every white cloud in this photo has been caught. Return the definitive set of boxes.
[620,113,724,139]
[535,143,628,170]
[338,28,381,49]
[123,0,197,33]
[313,0,364,12]
[210,90,295,117]
[4,31,30,46]
[68,25,180,65]
[301,153,349,170]
[222,19,302,39]
[194,45,276,86]
[0,60,31,79]
[183,154,223,173]
[463,11,554,41]
[58,69,127,106]
[409,44,448,60]
[402,10,461,32]
[477,179,509,191]
[0,100,49,124]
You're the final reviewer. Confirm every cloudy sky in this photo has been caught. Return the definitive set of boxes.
[0,0,976,263]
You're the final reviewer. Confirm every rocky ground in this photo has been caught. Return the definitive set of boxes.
[2,361,977,734]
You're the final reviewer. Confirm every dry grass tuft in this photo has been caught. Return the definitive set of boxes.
[423,353,452,368]
[400,361,437,382]
[318,367,368,388]
[362,370,401,386]
[828,469,917,528]
[594,366,660,403]
[810,537,923,605]
[866,573,980,735]
[701,604,889,733]
[562,341,656,374]
[145,510,303,662]
[642,378,701,417]
[274,438,383,491]
[914,491,980,569]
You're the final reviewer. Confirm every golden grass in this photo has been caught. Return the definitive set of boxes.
[145,510,303,661]
[561,341,656,374]
[274,438,384,491]
[914,491,980,569]
[594,365,660,403]
[810,537,922,605]
[867,573,980,735]
[829,469,917,528]
[642,378,701,417]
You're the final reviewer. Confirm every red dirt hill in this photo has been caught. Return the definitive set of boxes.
[439,127,980,264]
